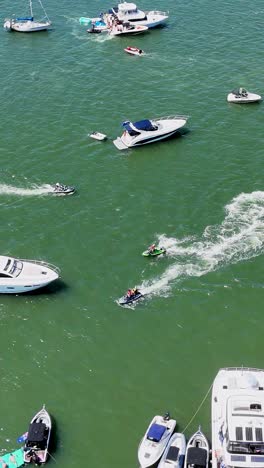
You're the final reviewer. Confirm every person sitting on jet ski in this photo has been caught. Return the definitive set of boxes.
[148,243,156,253]
[126,289,132,298]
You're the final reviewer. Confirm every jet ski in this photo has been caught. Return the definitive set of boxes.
[142,246,166,257]
[119,289,143,305]
[52,183,75,195]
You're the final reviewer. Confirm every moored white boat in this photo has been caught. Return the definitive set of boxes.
[158,432,186,468]
[24,405,51,464]
[184,427,209,468]
[138,413,177,468]
[0,255,59,293]
[227,88,262,103]
[212,367,264,468]
[109,22,148,36]
[4,0,51,32]
[108,2,168,28]
[113,116,188,150]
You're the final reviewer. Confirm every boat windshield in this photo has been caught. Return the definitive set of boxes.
[228,442,264,455]
[8,259,23,277]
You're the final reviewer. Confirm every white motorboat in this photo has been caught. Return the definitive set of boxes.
[108,2,168,28]
[158,433,186,468]
[184,427,209,468]
[0,255,59,293]
[113,116,188,150]
[109,22,148,36]
[124,46,144,55]
[227,88,262,103]
[138,413,177,468]
[212,367,264,468]
[4,0,51,32]
[52,183,75,195]
[24,405,51,464]
[89,131,107,141]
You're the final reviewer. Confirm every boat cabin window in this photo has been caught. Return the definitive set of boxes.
[228,441,264,455]
[3,259,12,271]
[250,403,262,410]
[0,272,12,278]
[9,260,23,277]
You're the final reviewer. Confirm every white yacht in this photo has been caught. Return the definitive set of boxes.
[212,367,264,468]
[108,2,168,28]
[158,432,186,468]
[138,413,177,468]
[0,255,59,293]
[184,427,209,468]
[109,22,148,35]
[113,116,188,150]
[227,88,262,103]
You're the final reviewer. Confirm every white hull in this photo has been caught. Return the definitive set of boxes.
[4,19,51,32]
[0,256,59,294]
[110,24,148,36]
[24,406,51,464]
[138,414,177,468]
[184,428,209,468]
[227,91,261,103]
[158,433,186,468]
[113,116,188,150]
[212,368,264,468]
[128,11,168,28]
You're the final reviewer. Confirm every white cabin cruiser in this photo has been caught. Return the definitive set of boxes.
[212,367,264,468]
[24,406,51,464]
[113,116,188,150]
[158,433,186,468]
[227,88,262,103]
[184,427,209,468]
[0,255,59,293]
[138,413,177,468]
[108,2,168,28]
[109,22,148,35]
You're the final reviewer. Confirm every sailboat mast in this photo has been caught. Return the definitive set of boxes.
[29,0,33,18]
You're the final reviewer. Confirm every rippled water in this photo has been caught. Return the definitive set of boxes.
[0,0,264,466]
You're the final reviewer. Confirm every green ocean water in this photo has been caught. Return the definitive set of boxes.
[0,0,264,466]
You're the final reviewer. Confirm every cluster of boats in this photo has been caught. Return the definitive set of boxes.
[138,367,264,468]
[138,414,209,468]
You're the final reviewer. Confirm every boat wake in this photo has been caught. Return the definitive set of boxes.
[139,191,264,298]
[0,183,53,196]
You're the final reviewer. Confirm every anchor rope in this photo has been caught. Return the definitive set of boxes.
[182,383,213,434]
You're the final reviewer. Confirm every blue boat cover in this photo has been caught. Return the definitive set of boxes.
[16,16,33,21]
[147,423,166,442]
[122,119,157,136]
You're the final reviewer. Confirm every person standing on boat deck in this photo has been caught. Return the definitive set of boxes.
[31,451,40,466]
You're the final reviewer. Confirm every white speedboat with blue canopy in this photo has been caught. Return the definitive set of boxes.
[4,0,51,32]
[107,2,168,28]
[113,116,188,150]
[138,413,177,468]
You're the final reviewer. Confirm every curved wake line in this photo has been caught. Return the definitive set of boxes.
[0,184,53,196]
[139,191,264,298]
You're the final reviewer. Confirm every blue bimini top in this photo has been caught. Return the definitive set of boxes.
[122,119,157,136]
[147,423,166,442]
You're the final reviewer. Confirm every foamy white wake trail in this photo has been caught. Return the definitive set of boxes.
[0,184,53,196]
[141,191,264,297]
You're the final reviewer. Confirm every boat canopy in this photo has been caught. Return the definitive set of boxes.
[16,16,33,21]
[122,119,157,135]
[166,446,180,462]
[27,422,46,443]
[147,423,166,442]
[186,447,207,467]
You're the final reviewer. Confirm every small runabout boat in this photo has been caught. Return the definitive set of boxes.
[227,88,262,103]
[184,427,209,468]
[124,46,144,55]
[113,115,188,150]
[158,432,186,468]
[138,413,177,468]
[0,255,60,293]
[52,183,75,195]
[24,406,52,464]
[89,131,107,141]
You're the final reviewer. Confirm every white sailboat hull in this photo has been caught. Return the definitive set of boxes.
[5,20,51,32]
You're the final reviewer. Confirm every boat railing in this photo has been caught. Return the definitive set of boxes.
[221,367,264,373]
[20,259,61,275]
[154,115,189,121]
[146,10,169,16]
